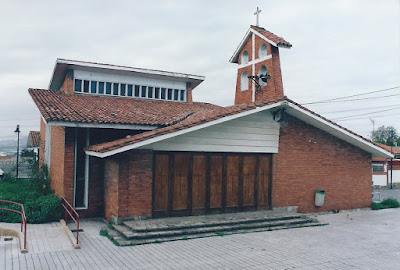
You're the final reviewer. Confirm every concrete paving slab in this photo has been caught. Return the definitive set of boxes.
[1,207,400,269]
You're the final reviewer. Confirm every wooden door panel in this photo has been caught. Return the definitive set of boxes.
[172,153,190,210]
[226,155,240,207]
[192,155,207,210]
[153,154,169,211]
[242,156,256,206]
[258,155,271,208]
[210,155,223,208]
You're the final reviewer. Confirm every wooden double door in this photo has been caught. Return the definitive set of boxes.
[153,152,272,217]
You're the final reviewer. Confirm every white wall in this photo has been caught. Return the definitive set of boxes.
[142,110,280,153]
[372,175,387,186]
[388,170,400,184]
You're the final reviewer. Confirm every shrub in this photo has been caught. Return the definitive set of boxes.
[0,183,63,224]
[2,172,16,182]
[381,198,400,208]
[29,162,52,195]
[372,198,400,210]
[0,162,63,224]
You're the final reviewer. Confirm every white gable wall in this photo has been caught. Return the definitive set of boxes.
[140,111,280,153]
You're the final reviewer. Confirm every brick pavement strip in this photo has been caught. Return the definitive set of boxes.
[1,208,400,269]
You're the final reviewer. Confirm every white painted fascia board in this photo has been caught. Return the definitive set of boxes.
[285,103,394,158]
[47,121,158,131]
[41,115,47,124]
[48,59,59,89]
[230,28,252,63]
[86,101,286,158]
[56,59,205,82]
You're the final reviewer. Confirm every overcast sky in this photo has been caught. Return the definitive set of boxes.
[0,0,399,142]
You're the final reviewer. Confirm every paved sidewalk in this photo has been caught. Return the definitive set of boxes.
[1,209,400,269]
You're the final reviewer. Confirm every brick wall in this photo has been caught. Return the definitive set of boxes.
[127,150,153,217]
[273,116,372,213]
[49,126,65,196]
[234,65,253,104]
[187,83,193,104]
[61,71,74,94]
[63,128,75,203]
[102,149,153,221]
[38,118,46,168]
[271,46,284,99]
[234,33,284,104]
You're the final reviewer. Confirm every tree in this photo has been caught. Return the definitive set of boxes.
[20,148,34,157]
[371,125,399,146]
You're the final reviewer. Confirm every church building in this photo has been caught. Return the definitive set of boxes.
[29,25,393,223]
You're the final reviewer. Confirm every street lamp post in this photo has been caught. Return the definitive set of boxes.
[14,125,20,180]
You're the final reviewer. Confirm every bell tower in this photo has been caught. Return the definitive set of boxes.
[230,24,291,104]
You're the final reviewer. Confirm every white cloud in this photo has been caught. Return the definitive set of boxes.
[0,0,398,139]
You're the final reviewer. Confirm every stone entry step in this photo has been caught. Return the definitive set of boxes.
[107,210,325,246]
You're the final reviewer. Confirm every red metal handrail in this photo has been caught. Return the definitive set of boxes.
[0,199,27,250]
[61,197,80,245]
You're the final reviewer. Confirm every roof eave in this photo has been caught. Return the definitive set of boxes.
[285,103,394,159]
[85,101,287,158]
[229,28,291,64]
[49,58,206,91]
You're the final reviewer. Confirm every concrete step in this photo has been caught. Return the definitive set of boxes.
[114,217,316,239]
[106,211,326,246]
[123,213,308,232]
[111,221,323,246]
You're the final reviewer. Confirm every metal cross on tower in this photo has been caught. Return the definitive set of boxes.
[254,7,261,26]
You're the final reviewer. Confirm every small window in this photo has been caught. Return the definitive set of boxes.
[373,164,384,172]
[134,85,140,97]
[83,80,90,93]
[120,84,126,96]
[74,79,82,92]
[148,87,153,98]
[241,51,249,64]
[127,85,133,96]
[161,88,166,99]
[141,86,147,97]
[258,65,268,86]
[106,82,112,95]
[174,89,179,101]
[167,89,173,100]
[113,83,119,95]
[241,71,249,91]
[155,87,160,99]
[180,90,185,101]
[90,81,97,93]
[98,82,104,94]
[259,43,268,58]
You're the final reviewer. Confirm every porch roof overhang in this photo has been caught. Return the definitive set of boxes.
[85,99,394,159]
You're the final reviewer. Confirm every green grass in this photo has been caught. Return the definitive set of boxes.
[99,229,120,246]
[372,198,400,210]
[214,231,225,237]
[0,179,62,223]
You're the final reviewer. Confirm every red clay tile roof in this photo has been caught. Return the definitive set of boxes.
[250,25,292,47]
[29,89,221,127]
[375,143,400,154]
[27,131,40,148]
[86,98,392,155]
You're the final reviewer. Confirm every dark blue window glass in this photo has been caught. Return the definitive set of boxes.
[106,82,112,95]
[74,79,82,92]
